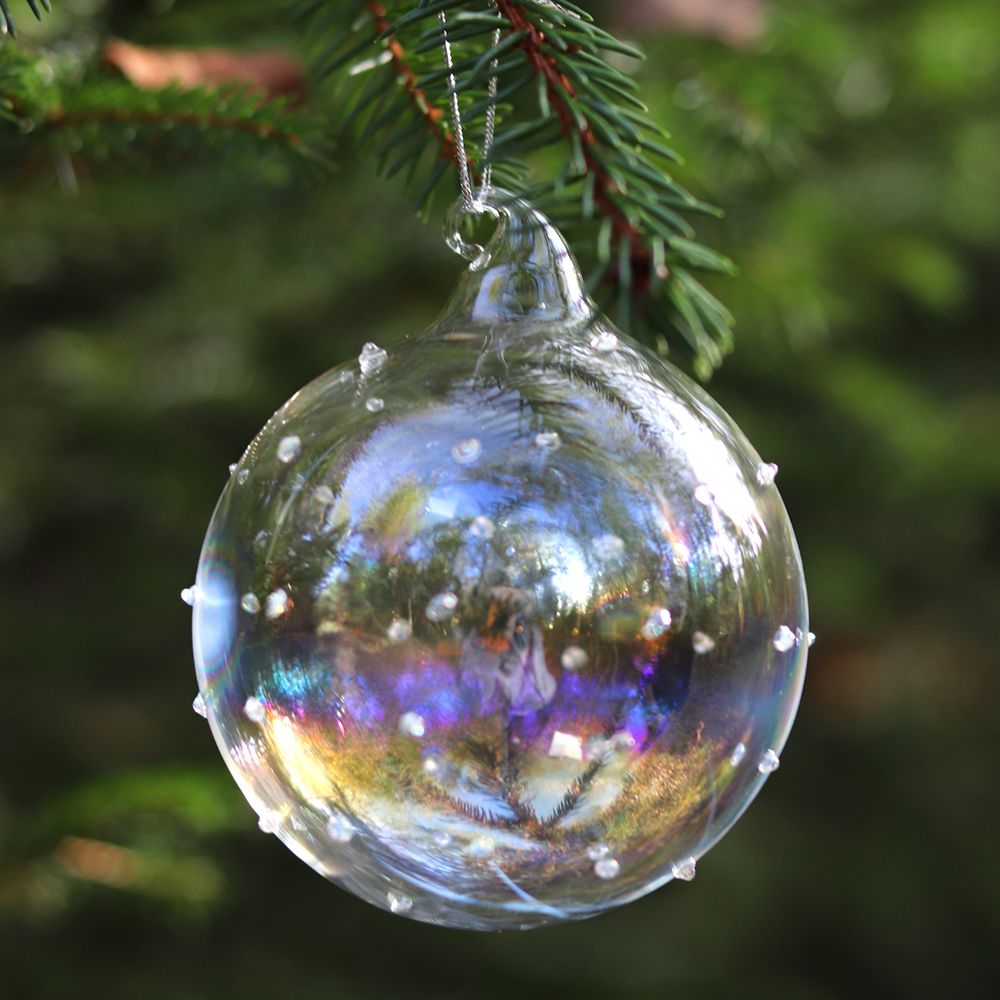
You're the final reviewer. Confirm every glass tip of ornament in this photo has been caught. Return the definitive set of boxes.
[671,857,697,882]
[692,631,716,655]
[326,813,354,844]
[276,435,301,465]
[773,625,797,652]
[756,462,779,486]
[180,585,197,606]
[426,591,459,622]
[264,588,291,620]
[359,342,388,377]
[398,711,426,739]
[387,891,413,915]
[451,438,482,465]
[534,431,561,451]
[594,857,621,880]
[241,592,261,615]
[591,331,618,353]
[641,607,672,640]
[244,696,266,724]
[192,692,207,718]
[560,645,588,671]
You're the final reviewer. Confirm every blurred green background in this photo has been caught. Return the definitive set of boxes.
[2,1,998,997]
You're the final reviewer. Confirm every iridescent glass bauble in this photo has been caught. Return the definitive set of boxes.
[191,192,809,930]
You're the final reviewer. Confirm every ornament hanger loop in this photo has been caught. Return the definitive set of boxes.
[439,4,500,213]
[443,195,503,267]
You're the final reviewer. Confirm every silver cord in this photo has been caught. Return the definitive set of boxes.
[439,5,501,211]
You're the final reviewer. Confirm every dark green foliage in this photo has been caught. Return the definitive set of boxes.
[0,43,330,184]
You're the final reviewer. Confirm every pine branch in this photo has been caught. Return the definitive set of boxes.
[0,46,331,183]
[300,0,736,374]
[0,0,50,40]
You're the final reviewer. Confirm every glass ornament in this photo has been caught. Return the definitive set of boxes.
[191,191,809,930]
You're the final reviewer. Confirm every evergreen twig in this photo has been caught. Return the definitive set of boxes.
[302,0,736,373]
[0,0,51,40]
[0,46,330,182]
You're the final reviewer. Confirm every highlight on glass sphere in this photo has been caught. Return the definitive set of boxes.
[190,192,809,930]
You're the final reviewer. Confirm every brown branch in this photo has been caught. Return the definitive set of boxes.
[364,1,460,166]
[495,1,656,287]
[44,107,304,147]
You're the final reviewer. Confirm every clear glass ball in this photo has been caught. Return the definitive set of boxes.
[192,194,808,930]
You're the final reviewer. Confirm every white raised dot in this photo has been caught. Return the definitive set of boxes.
[758,748,781,774]
[258,811,279,834]
[244,696,266,723]
[586,735,611,761]
[807,631,817,647]
[692,631,716,655]
[591,331,618,353]
[609,731,637,753]
[561,645,588,671]
[253,529,269,548]
[534,431,561,451]
[359,342,387,376]
[641,607,672,640]
[326,812,354,844]
[469,515,495,539]
[237,468,249,486]
[421,753,441,775]
[228,463,238,476]
[387,891,412,914]
[451,437,482,465]
[432,830,452,848]
[277,435,301,464]
[387,618,412,643]
[398,711,426,739]
[756,462,779,486]
[467,835,496,857]
[594,533,625,562]
[365,397,385,413]
[694,484,713,506]
[241,592,261,615]
[587,842,610,861]
[192,692,207,718]
[180,585,197,606]
[265,587,291,620]
[426,590,459,622]
[548,730,584,760]
[594,857,621,879]
[730,742,747,766]
[773,625,796,652]
[671,856,697,881]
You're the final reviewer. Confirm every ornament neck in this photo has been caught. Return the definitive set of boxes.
[437,190,596,334]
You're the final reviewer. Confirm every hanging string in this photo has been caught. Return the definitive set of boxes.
[439,4,501,211]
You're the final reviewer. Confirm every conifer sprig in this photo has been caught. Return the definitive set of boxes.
[0,0,51,40]
[0,46,330,184]
[303,0,735,373]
